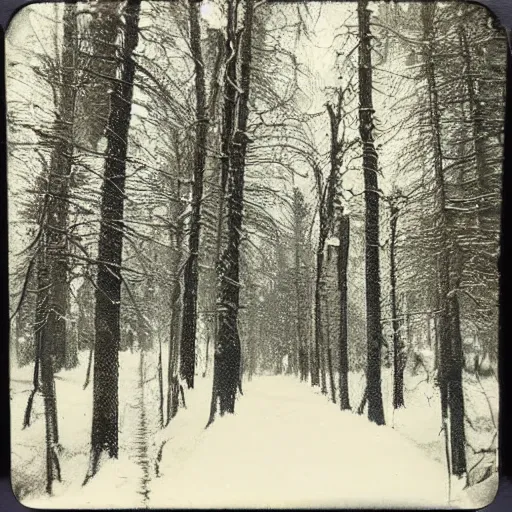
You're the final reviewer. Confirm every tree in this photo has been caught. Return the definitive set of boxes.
[292,188,311,381]
[179,0,208,390]
[421,2,466,477]
[387,193,405,409]
[311,93,343,390]
[357,0,385,426]
[209,0,255,423]
[85,0,142,482]
[23,3,79,494]
[337,211,351,410]
[167,132,187,425]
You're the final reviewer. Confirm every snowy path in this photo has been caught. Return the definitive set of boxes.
[14,357,496,509]
[150,376,466,509]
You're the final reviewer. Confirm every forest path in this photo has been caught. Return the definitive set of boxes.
[149,375,466,509]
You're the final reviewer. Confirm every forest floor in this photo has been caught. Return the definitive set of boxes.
[11,350,498,509]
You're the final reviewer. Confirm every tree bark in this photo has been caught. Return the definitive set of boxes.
[448,254,467,477]
[78,1,121,151]
[37,4,79,373]
[208,0,240,426]
[390,202,405,409]
[459,25,496,234]
[358,0,385,426]
[292,189,309,382]
[337,214,351,410]
[86,0,141,482]
[422,3,467,477]
[313,246,324,387]
[36,241,61,495]
[209,0,255,424]
[167,141,185,425]
[158,336,164,429]
[180,0,208,390]
[324,293,336,404]
[28,3,79,492]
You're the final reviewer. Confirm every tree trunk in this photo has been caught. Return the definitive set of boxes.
[447,265,467,477]
[78,1,121,151]
[203,329,211,378]
[293,192,307,381]
[422,3,467,477]
[209,0,254,424]
[167,147,185,425]
[158,336,164,429]
[312,247,323,387]
[208,0,239,426]
[358,0,385,426]
[180,0,208,390]
[167,266,182,423]
[86,0,141,482]
[459,25,496,234]
[324,294,336,404]
[337,214,351,410]
[28,3,79,492]
[433,313,440,373]
[65,320,79,369]
[390,203,405,409]
[320,307,328,395]
[37,4,79,373]
[36,241,61,494]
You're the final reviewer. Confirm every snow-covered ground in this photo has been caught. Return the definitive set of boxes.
[11,351,148,508]
[11,350,498,509]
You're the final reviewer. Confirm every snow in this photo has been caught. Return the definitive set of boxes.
[11,350,498,509]
[12,351,146,509]
[152,376,455,509]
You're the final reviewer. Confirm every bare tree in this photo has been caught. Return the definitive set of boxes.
[337,211,351,410]
[179,0,208,390]
[85,0,142,483]
[421,2,466,477]
[209,0,255,424]
[357,0,385,426]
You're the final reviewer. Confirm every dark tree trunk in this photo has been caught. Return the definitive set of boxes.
[28,3,79,493]
[36,244,61,495]
[459,25,497,234]
[36,4,79,373]
[167,269,182,423]
[337,214,351,410]
[313,247,324,387]
[167,147,185,425]
[86,0,141,482]
[447,267,467,477]
[203,329,211,378]
[180,0,208,390]
[390,203,405,409]
[358,0,385,426]
[423,1,450,423]
[320,291,328,395]
[422,3,467,477]
[433,313,440,373]
[208,0,254,425]
[324,294,336,404]
[208,0,239,426]
[292,190,308,382]
[313,93,345,390]
[78,1,121,151]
